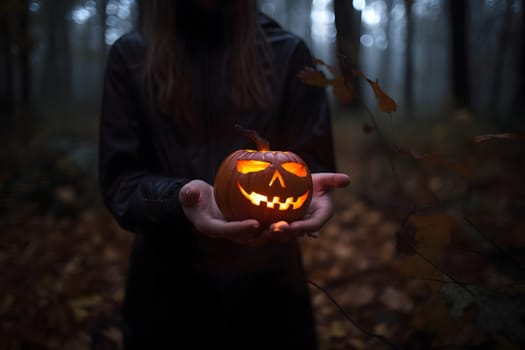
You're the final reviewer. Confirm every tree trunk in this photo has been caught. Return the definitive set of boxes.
[489,0,513,120]
[334,0,361,106]
[511,0,525,118]
[448,0,470,111]
[404,0,413,116]
[41,0,71,99]
[98,0,108,61]
[18,0,30,105]
[0,7,14,119]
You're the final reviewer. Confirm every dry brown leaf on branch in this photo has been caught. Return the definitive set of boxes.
[332,74,356,104]
[313,57,339,77]
[296,66,332,87]
[342,65,397,112]
[298,57,357,104]
[366,78,397,113]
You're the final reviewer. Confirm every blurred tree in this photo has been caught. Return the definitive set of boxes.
[97,0,108,54]
[18,0,30,104]
[404,0,413,116]
[42,0,71,99]
[448,0,470,112]
[334,0,361,106]
[0,2,15,119]
[513,0,525,118]
[0,0,30,118]
[490,0,514,120]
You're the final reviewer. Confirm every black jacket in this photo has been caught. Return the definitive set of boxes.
[99,13,336,349]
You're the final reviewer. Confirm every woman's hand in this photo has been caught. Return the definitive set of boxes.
[180,172,350,246]
[260,172,350,242]
[179,180,263,245]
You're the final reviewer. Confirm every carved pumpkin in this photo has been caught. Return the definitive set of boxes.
[214,125,313,228]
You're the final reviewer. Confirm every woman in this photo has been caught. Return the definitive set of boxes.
[98,1,350,348]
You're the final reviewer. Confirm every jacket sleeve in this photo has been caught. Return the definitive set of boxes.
[279,39,337,173]
[98,38,190,235]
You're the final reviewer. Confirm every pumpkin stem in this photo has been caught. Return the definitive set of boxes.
[235,124,270,151]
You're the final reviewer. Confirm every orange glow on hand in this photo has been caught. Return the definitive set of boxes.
[272,221,289,232]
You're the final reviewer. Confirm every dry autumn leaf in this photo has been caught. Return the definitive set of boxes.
[297,57,358,105]
[296,66,332,87]
[332,74,356,104]
[366,78,398,113]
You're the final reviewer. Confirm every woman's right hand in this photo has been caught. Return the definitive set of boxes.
[179,180,266,246]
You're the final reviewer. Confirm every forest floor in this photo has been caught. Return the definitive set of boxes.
[1,104,524,349]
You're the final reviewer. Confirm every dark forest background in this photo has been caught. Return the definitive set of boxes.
[1,1,524,349]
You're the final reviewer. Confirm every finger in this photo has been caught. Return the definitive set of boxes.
[196,217,259,237]
[270,221,290,233]
[269,221,292,242]
[179,185,201,207]
[289,204,332,233]
[312,173,351,192]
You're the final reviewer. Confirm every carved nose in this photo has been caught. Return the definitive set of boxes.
[269,170,286,188]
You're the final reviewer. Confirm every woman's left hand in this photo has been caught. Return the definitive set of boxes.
[259,172,350,242]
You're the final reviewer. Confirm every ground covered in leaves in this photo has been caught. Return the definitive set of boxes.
[1,108,524,349]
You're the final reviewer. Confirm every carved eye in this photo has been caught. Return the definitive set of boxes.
[282,162,307,177]
[237,160,271,174]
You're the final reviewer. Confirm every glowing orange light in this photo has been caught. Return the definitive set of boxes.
[237,182,309,210]
[237,160,270,173]
[281,162,307,177]
[269,170,286,188]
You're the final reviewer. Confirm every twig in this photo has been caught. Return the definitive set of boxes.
[405,240,475,297]
[360,102,402,190]
[307,279,404,350]
[463,216,525,273]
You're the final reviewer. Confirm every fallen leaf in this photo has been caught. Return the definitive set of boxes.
[102,326,123,348]
[379,286,414,312]
[340,284,375,308]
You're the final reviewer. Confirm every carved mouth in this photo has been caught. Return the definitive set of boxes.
[237,182,309,210]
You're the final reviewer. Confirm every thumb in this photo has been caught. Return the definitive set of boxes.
[313,173,351,191]
[179,185,201,207]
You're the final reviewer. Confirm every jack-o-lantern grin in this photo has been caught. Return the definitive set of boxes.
[237,182,310,211]
[214,125,314,227]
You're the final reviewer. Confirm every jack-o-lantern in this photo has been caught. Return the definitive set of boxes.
[214,125,313,228]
